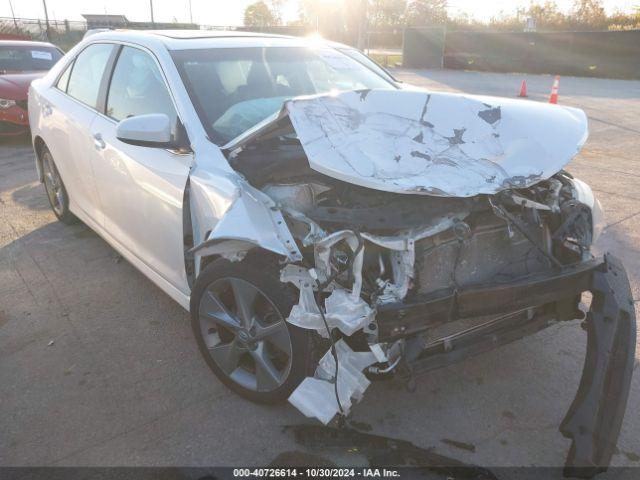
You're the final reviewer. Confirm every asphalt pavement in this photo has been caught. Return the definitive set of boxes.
[1,69,639,476]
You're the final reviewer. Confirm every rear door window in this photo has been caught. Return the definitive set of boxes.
[66,43,114,109]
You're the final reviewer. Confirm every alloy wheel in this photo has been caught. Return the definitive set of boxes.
[42,152,65,216]
[198,277,293,392]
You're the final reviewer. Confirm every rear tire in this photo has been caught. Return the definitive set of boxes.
[190,255,315,403]
[40,147,77,225]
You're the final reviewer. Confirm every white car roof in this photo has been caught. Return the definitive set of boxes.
[85,29,353,51]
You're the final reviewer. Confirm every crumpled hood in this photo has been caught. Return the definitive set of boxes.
[0,72,44,99]
[238,88,588,197]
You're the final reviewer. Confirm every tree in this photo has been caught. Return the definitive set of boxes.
[297,0,350,41]
[244,1,278,27]
[607,6,640,30]
[405,0,447,26]
[527,1,568,30]
[369,0,408,28]
[269,0,285,25]
[571,0,607,29]
[344,0,368,48]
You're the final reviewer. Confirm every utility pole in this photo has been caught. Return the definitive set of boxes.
[8,0,19,33]
[149,0,155,26]
[188,0,193,24]
[41,0,51,40]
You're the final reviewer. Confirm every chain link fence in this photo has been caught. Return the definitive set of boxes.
[1,17,88,50]
[1,16,404,70]
[402,26,640,79]
[1,16,406,52]
[0,17,333,51]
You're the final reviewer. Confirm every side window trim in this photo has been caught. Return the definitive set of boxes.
[55,60,73,93]
[97,45,123,115]
[54,58,75,93]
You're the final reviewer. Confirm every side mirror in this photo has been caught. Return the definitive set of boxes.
[116,113,175,148]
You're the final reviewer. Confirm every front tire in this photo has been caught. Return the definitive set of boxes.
[190,256,315,403]
[40,147,77,225]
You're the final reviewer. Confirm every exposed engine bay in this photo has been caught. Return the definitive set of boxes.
[185,89,635,476]
[227,121,598,412]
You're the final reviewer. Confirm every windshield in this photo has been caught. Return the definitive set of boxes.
[172,46,394,144]
[0,45,62,73]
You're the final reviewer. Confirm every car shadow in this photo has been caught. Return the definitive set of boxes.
[11,183,50,211]
[1,133,31,146]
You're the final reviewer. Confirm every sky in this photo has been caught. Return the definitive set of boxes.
[1,0,637,26]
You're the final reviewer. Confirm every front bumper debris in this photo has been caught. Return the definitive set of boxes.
[396,254,635,477]
[560,254,636,477]
[377,258,599,342]
[286,254,635,477]
[288,339,378,425]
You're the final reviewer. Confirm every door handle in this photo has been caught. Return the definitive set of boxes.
[93,133,106,150]
[42,104,53,117]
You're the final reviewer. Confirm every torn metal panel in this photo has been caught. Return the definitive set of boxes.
[281,267,324,334]
[262,182,331,212]
[288,339,378,424]
[314,230,365,297]
[261,183,329,246]
[282,214,471,336]
[280,207,327,247]
[237,89,587,197]
[322,289,375,335]
[188,178,302,267]
[281,229,377,337]
[376,250,415,304]
[360,215,469,304]
[281,265,374,338]
[359,213,467,251]
[287,378,343,425]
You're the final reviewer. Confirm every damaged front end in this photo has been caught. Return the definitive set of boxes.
[189,89,635,475]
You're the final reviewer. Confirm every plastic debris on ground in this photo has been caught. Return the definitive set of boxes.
[288,339,378,424]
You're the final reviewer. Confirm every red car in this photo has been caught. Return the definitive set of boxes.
[0,40,63,137]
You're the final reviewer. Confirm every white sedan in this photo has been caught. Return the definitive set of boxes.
[28,30,634,472]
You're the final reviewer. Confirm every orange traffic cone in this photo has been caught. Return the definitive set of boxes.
[518,79,528,97]
[549,75,560,104]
